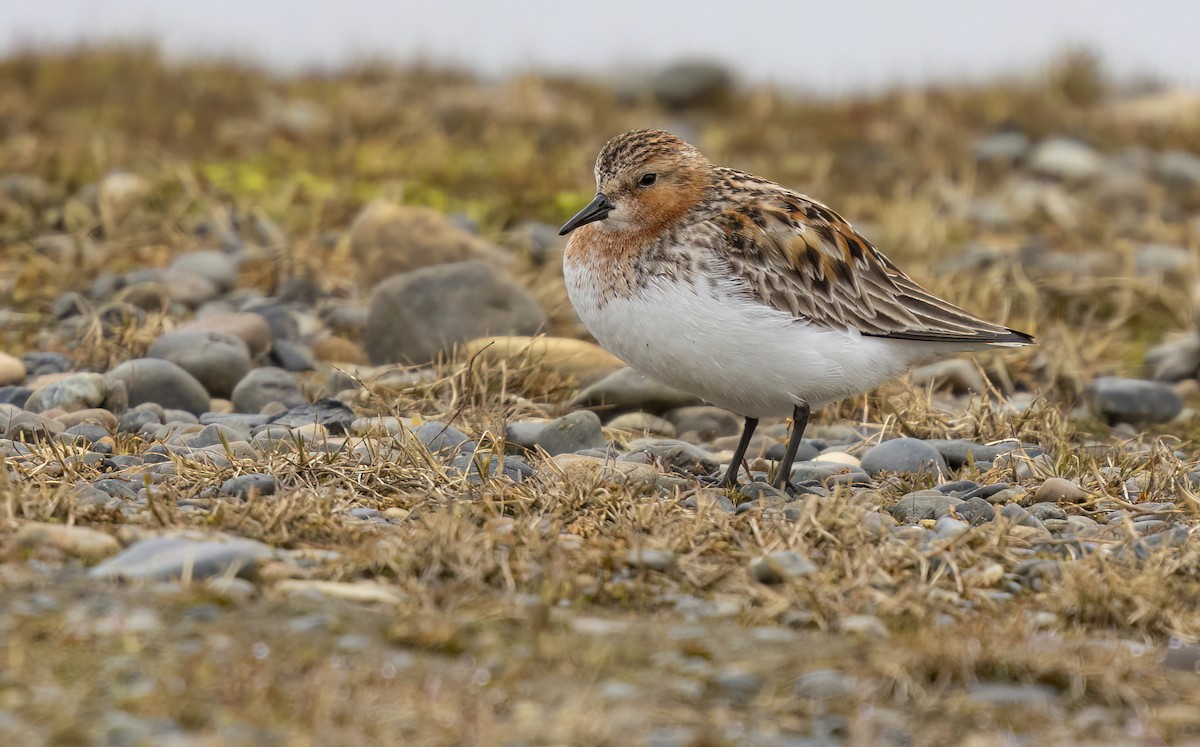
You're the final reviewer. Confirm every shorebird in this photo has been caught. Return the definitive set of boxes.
[559,129,1033,489]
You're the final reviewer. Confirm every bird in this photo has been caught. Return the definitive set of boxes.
[558,129,1034,491]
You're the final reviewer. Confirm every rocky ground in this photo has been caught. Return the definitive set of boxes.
[4,48,1200,745]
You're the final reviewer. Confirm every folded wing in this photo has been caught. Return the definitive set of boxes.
[710,171,1033,347]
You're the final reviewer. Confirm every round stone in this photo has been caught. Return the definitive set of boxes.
[861,438,948,477]
[1088,376,1183,425]
[24,373,107,413]
[231,367,306,414]
[178,312,273,357]
[106,359,211,415]
[147,330,252,399]
[169,250,240,292]
[534,410,605,456]
[364,260,546,365]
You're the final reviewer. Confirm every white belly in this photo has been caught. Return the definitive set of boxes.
[565,268,941,419]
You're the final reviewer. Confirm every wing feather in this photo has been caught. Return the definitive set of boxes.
[709,170,1033,346]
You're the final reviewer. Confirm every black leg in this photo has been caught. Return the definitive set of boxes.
[718,417,758,488]
[773,402,811,490]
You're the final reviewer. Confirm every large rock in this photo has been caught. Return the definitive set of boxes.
[168,250,240,292]
[1087,376,1182,425]
[365,260,546,365]
[231,367,306,413]
[106,359,211,415]
[347,202,501,290]
[861,438,948,477]
[178,312,273,357]
[147,330,252,398]
[24,373,107,413]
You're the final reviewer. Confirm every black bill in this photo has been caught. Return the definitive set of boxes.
[558,193,613,235]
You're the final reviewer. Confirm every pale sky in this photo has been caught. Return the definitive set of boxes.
[4,1,1197,92]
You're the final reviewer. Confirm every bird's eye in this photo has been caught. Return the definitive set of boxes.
[638,173,658,187]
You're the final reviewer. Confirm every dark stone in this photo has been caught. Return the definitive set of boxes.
[0,386,32,408]
[219,473,278,500]
[266,399,355,435]
[231,367,306,413]
[146,330,252,399]
[107,359,211,415]
[20,352,74,377]
[861,438,948,477]
[364,260,546,365]
[1088,376,1183,426]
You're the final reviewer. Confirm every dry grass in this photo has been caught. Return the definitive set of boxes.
[2,46,1200,745]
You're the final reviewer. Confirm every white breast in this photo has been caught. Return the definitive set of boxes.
[565,262,944,419]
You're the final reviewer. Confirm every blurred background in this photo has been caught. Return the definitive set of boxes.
[3,0,1200,418]
[3,0,1199,92]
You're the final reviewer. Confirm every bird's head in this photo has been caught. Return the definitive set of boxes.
[559,129,712,237]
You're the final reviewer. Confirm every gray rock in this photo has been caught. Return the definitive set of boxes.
[765,440,822,464]
[1027,137,1104,181]
[267,339,316,372]
[889,491,964,523]
[169,250,239,292]
[267,399,354,434]
[650,60,733,109]
[713,668,765,703]
[231,367,306,413]
[626,547,676,571]
[571,367,703,414]
[928,439,1031,468]
[24,373,107,413]
[1087,376,1183,425]
[449,453,532,483]
[969,682,1059,707]
[219,473,278,500]
[1145,335,1200,382]
[89,535,273,581]
[184,423,249,448]
[665,406,741,440]
[1156,149,1200,188]
[21,351,73,377]
[147,330,252,398]
[503,421,546,448]
[242,299,300,343]
[106,359,211,416]
[1136,243,1194,277]
[625,438,718,474]
[162,269,221,306]
[749,550,817,583]
[179,311,272,357]
[999,503,1046,530]
[535,410,605,456]
[64,422,110,444]
[364,260,546,365]
[934,516,970,540]
[794,670,855,700]
[861,438,948,477]
[411,421,472,454]
[956,496,997,525]
[1028,502,1068,521]
[972,131,1030,164]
